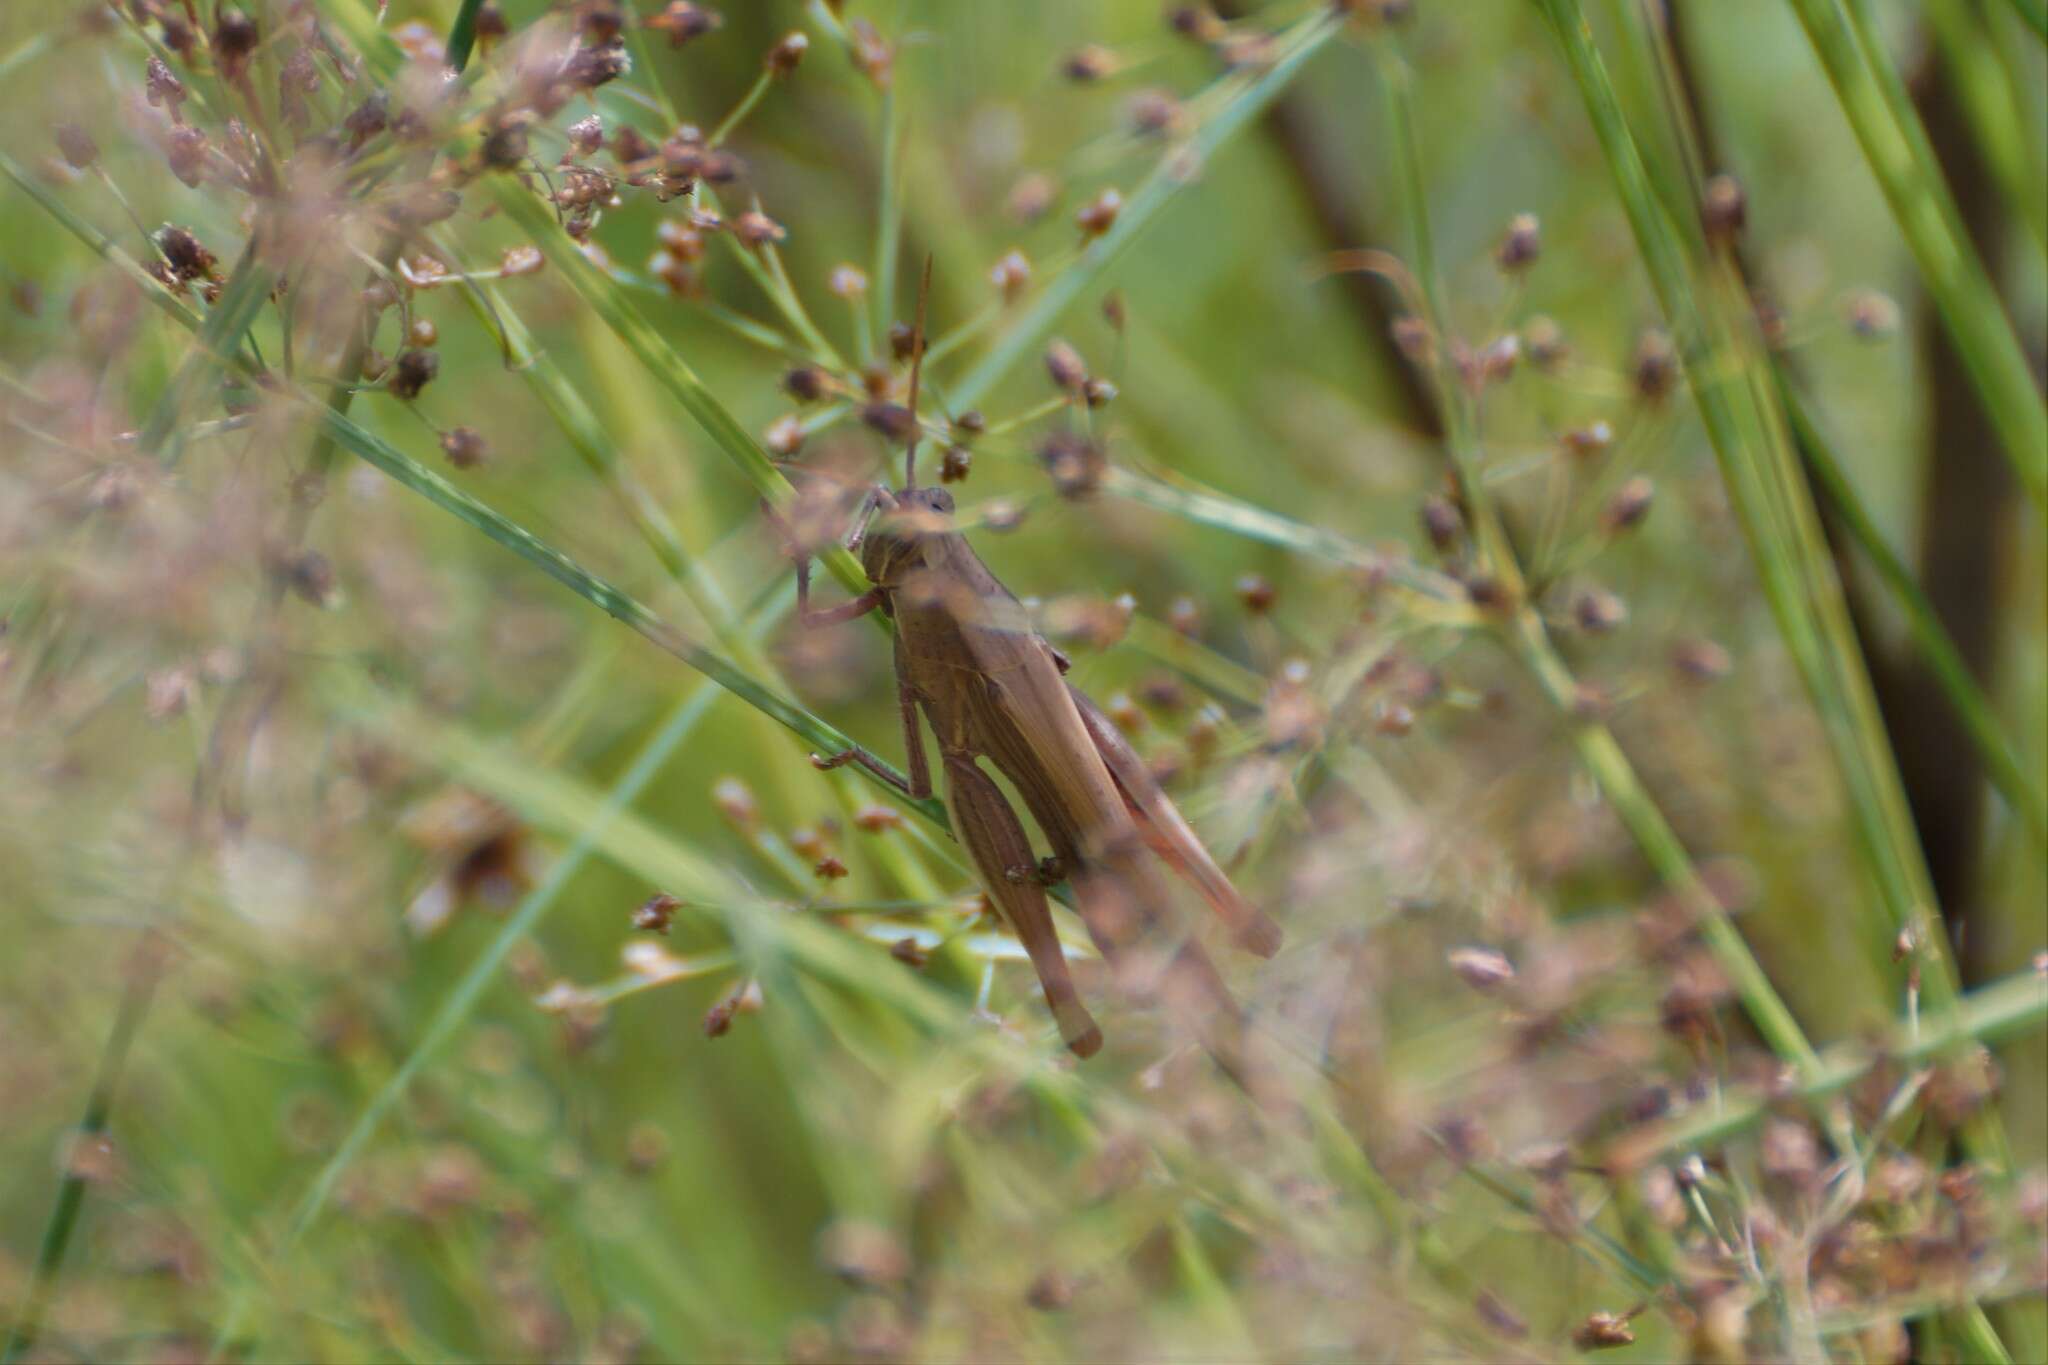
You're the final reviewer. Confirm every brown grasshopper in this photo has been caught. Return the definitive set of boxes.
[774,269,1280,1061]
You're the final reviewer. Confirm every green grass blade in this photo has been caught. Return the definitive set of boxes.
[1781,378,2048,848]
[1783,0,2047,510]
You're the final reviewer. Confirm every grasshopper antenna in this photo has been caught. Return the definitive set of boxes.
[903,253,934,489]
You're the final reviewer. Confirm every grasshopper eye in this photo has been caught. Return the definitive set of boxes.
[925,488,955,514]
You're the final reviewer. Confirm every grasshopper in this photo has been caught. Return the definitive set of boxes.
[774,268,1281,1061]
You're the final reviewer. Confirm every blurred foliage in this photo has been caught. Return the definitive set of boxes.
[0,1,2043,1362]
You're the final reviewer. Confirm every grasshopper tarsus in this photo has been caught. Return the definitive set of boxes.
[810,744,919,799]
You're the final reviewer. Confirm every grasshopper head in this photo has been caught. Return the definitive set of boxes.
[859,485,955,584]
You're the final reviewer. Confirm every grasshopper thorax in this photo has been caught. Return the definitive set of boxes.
[860,485,955,585]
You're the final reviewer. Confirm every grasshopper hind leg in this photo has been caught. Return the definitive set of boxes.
[941,751,1102,1057]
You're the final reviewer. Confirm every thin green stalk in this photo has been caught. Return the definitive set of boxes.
[708,68,772,147]
[951,7,1342,410]
[1781,379,2047,847]
[1784,0,2047,509]
[1605,967,2048,1168]
[441,0,489,74]
[873,83,902,334]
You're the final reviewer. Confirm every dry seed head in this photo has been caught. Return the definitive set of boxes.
[1572,587,1627,633]
[783,366,828,403]
[1168,5,1227,42]
[440,426,488,468]
[734,210,787,248]
[146,55,187,116]
[567,114,604,156]
[1524,315,1567,369]
[1602,476,1654,533]
[1478,334,1520,384]
[1026,1269,1076,1311]
[390,349,440,400]
[711,776,759,829]
[887,321,923,362]
[953,410,985,438]
[1448,946,1515,990]
[939,446,972,483]
[813,855,849,880]
[655,218,705,261]
[1561,421,1613,458]
[408,316,439,348]
[156,226,216,282]
[1632,329,1678,400]
[1845,288,1899,339]
[1084,378,1117,407]
[360,348,390,382]
[648,249,697,296]
[1061,45,1119,82]
[144,667,198,722]
[764,414,804,457]
[1038,433,1103,497]
[1495,212,1541,272]
[1044,339,1087,392]
[474,1,509,43]
[1167,595,1202,636]
[212,9,259,82]
[1128,89,1184,137]
[889,937,927,968]
[767,31,809,75]
[1701,172,1746,244]
[1672,637,1732,681]
[1419,492,1463,551]
[1235,573,1276,613]
[1007,172,1057,222]
[1390,313,1433,364]
[853,805,902,833]
[1075,188,1122,238]
[1572,1311,1637,1351]
[633,893,682,934]
[54,122,98,170]
[828,263,869,299]
[646,1,721,46]
[576,2,624,43]
[990,249,1031,303]
[562,39,631,90]
[861,402,916,443]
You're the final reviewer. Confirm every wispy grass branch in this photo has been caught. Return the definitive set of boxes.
[951,7,1342,410]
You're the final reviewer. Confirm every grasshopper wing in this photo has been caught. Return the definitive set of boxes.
[1067,685,1283,958]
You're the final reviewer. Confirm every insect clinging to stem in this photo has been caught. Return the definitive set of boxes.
[772,258,1281,1065]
